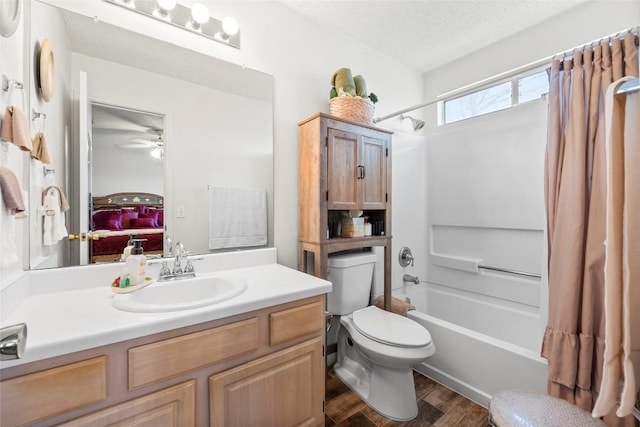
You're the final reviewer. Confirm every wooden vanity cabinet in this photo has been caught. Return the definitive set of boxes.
[0,296,326,426]
[298,113,393,309]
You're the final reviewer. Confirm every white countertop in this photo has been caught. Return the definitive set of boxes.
[0,250,331,369]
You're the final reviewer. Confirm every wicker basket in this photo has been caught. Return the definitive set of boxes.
[329,96,375,125]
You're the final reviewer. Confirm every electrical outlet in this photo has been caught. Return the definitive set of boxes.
[177,205,186,218]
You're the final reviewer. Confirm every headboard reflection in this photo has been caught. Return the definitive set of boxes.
[90,192,164,263]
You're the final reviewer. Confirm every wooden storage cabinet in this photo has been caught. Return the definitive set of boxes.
[0,296,325,426]
[327,127,387,210]
[299,113,393,309]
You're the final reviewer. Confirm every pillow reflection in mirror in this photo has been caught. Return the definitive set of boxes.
[120,209,139,228]
[130,217,157,228]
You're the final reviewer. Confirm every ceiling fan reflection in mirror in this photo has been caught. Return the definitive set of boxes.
[91,103,165,160]
[116,130,165,160]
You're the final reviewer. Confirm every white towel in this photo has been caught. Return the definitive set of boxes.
[592,77,640,419]
[208,186,267,250]
[42,189,68,246]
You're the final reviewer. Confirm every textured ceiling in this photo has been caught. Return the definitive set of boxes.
[280,0,588,73]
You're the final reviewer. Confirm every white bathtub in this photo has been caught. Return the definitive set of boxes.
[393,284,548,407]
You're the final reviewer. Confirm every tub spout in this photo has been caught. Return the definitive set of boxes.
[403,274,420,284]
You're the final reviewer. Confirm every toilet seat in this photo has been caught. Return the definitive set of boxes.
[352,306,431,348]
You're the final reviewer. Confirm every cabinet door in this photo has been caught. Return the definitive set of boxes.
[210,338,324,427]
[327,128,359,210]
[60,381,195,427]
[360,135,387,209]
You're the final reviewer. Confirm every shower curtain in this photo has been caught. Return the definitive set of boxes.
[542,33,638,426]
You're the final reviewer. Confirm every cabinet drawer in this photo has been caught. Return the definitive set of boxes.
[0,356,107,426]
[129,317,259,389]
[270,301,324,346]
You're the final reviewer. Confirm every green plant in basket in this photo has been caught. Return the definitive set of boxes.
[330,68,378,104]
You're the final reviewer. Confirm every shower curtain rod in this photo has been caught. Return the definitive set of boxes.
[616,78,639,95]
[374,26,639,124]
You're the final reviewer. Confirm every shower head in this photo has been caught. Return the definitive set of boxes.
[399,115,425,132]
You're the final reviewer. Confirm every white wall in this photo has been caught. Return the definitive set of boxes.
[0,1,30,286]
[28,3,73,269]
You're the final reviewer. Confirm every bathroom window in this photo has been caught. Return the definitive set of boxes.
[441,70,549,125]
[443,82,512,124]
[518,71,549,103]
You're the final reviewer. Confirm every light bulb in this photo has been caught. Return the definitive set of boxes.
[191,3,209,25]
[221,16,239,36]
[150,147,163,160]
[156,0,176,11]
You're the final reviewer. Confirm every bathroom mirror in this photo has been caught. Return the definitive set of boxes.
[29,1,274,270]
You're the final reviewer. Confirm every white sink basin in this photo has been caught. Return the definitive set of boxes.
[111,275,247,313]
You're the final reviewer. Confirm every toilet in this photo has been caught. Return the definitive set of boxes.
[327,251,435,421]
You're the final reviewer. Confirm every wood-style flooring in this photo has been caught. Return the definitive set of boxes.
[325,368,489,426]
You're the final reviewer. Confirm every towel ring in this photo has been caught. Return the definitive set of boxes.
[32,110,47,132]
[3,75,26,111]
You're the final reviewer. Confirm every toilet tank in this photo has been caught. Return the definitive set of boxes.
[326,252,377,315]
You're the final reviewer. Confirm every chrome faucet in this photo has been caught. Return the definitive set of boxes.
[157,242,198,282]
[173,242,185,275]
[1,323,27,360]
[165,235,173,258]
[403,273,420,284]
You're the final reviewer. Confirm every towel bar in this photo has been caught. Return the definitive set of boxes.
[478,265,541,279]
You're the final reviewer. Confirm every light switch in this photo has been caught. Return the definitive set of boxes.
[177,205,186,218]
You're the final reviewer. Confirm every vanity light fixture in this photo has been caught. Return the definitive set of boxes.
[219,16,239,40]
[153,0,176,19]
[188,3,209,31]
[103,0,240,49]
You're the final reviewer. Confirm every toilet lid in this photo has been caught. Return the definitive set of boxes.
[352,306,431,348]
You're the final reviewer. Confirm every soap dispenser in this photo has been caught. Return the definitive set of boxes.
[120,234,138,261]
[126,239,147,285]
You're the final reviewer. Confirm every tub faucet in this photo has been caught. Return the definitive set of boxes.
[403,274,420,284]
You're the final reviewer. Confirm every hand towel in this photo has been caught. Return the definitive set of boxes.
[372,295,415,316]
[31,132,52,163]
[41,187,69,246]
[0,166,25,214]
[42,185,69,211]
[1,106,32,152]
[208,186,267,250]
